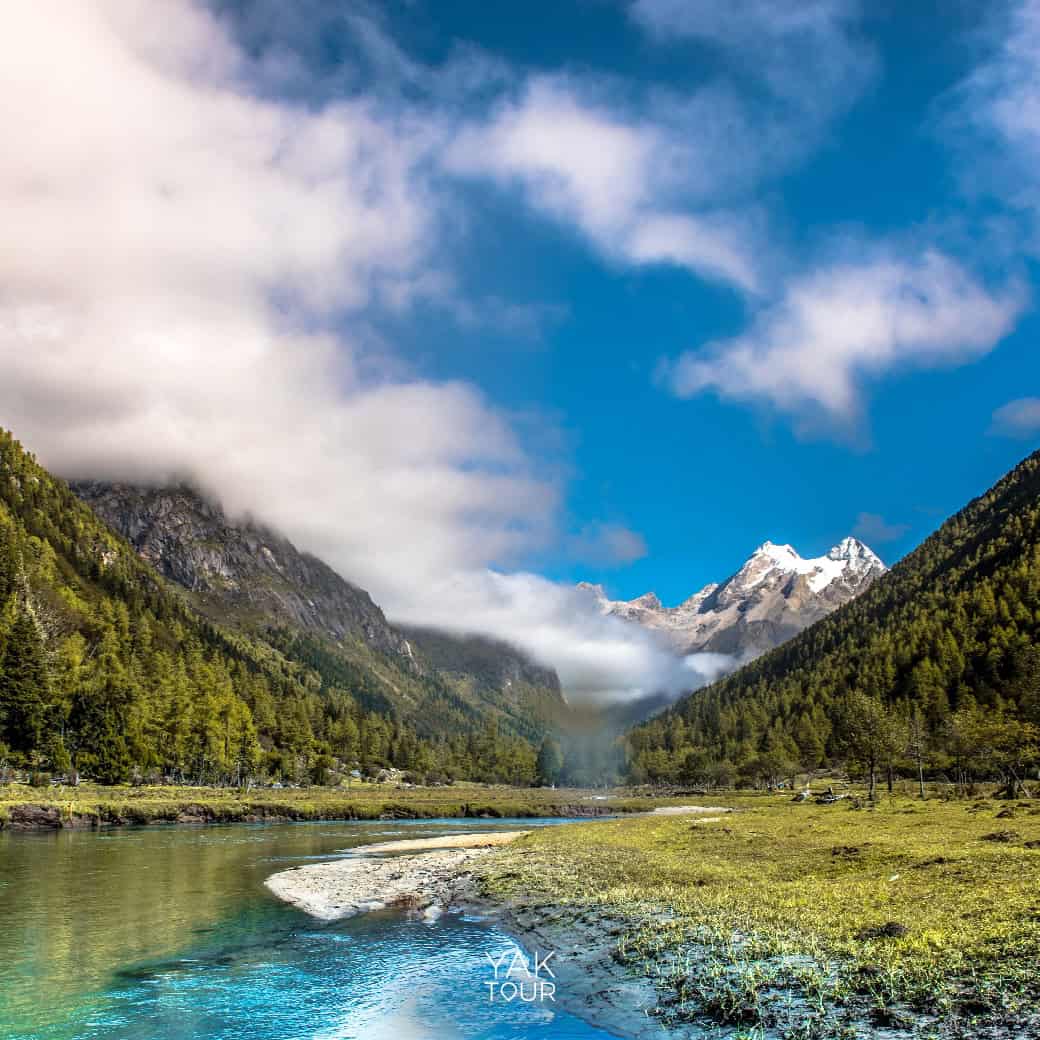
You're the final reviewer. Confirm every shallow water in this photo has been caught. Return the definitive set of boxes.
[0,818,613,1039]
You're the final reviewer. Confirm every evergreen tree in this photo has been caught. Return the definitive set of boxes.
[0,428,559,788]
[73,630,134,784]
[0,611,49,755]
[0,519,18,604]
[628,448,1040,789]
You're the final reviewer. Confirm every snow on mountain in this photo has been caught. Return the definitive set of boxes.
[580,537,886,661]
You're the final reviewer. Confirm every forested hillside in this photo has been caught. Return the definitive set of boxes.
[0,430,544,785]
[629,450,1040,791]
[73,482,567,751]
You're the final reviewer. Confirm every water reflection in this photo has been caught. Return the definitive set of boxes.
[0,819,609,1040]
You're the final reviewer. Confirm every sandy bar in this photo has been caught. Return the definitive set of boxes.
[353,830,531,854]
[265,825,665,1038]
[264,831,530,921]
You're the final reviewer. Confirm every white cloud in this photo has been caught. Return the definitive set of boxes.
[445,77,760,292]
[443,1,876,297]
[989,397,1040,437]
[951,1,1040,169]
[945,0,1040,256]
[391,572,728,703]
[661,249,1024,429]
[0,0,707,704]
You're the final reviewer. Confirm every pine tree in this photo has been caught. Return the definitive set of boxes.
[0,428,563,789]
[793,713,825,770]
[73,629,134,784]
[0,519,18,605]
[0,611,50,756]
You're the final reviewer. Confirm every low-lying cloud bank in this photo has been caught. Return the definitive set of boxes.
[0,1,725,704]
[390,574,735,703]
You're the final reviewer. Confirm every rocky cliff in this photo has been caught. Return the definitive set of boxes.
[73,481,416,663]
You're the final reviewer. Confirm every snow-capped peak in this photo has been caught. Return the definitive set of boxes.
[754,539,795,557]
[576,534,886,661]
[734,541,805,590]
[733,537,885,594]
[827,536,883,567]
[749,541,804,568]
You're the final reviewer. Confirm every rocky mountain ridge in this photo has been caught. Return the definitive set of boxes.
[73,481,416,663]
[72,481,565,738]
[581,536,886,660]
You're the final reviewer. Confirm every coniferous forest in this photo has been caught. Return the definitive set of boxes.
[6,420,1040,794]
[0,430,546,786]
[628,449,1040,792]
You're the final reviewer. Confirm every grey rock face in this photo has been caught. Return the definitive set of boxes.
[72,481,414,661]
[582,537,886,662]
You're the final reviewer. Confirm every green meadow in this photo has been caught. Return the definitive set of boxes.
[480,791,1040,1037]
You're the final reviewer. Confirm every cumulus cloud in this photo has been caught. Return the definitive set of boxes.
[444,0,876,297]
[989,397,1040,437]
[852,512,910,545]
[947,1,1040,209]
[660,249,1024,430]
[939,0,1040,282]
[639,4,1027,437]
[445,77,760,292]
[0,0,712,704]
[389,573,730,703]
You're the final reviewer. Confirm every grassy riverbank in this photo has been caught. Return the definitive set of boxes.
[0,781,662,829]
[479,792,1040,1038]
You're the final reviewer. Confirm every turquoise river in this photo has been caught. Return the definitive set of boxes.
[0,818,617,1040]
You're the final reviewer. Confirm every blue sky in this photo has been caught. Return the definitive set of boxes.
[222,0,1040,604]
[5,0,1040,698]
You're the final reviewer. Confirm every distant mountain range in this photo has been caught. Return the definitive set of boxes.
[6,423,1037,791]
[72,482,889,742]
[581,536,886,661]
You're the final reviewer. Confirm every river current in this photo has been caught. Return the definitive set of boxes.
[0,818,615,1040]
